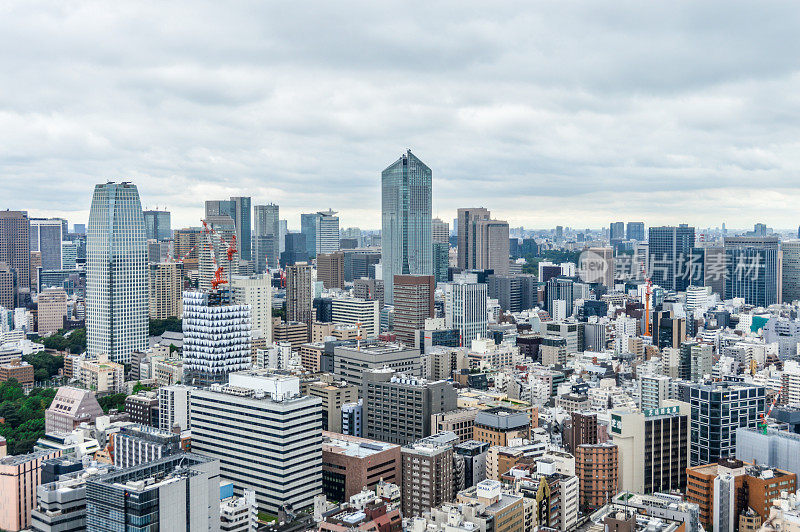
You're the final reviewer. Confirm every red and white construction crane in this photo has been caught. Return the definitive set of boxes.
[759,391,782,434]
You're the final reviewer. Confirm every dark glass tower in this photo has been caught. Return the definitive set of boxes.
[648,225,696,291]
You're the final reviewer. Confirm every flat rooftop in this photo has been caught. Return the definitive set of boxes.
[323,433,398,458]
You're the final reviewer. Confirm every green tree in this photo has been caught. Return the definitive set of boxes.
[0,379,24,402]
[149,317,182,336]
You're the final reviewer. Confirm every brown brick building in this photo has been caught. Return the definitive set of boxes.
[321,431,401,503]
[0,360,34,390]
[317,252,345,290]
[392,275,435,345]
[576,443,619,510]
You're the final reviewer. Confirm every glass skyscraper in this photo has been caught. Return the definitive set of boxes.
[381,149,432,304]
[87,182,148,364]
[648,225,696,291]
[254,203,280,271]
[143,210,172,241]
[724,236,781,307]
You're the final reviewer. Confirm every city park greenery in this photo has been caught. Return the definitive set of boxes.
[0,379,57,455]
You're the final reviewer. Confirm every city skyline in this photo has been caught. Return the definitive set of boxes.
[4,3,800,229]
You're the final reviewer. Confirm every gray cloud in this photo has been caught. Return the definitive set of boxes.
[2,0,800,230]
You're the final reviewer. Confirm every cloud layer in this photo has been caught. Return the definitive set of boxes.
[2,1,800,230]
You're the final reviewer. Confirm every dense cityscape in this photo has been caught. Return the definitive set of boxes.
[0,148,798,531]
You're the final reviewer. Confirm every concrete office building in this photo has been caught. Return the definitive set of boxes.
[190,372,322,513]
[29,218,64,271]
[125,391,159,426]
[444,273,488,346]
[253,203,280,271]
[87,182,148,364]
[317,251,345,289]
[0,449,63,531]
[393,274,435,345]
[286,262,313,330]
[639,374,671,410]
[333,341,423,387]
[341,400,363,437]
[473,407,531,446]
[457,207,490,270]
[230,274,273,342]
[782,240,800,303]
[206,196,251,261]
[37,288,67,334]
[158,384,194,432]
[432,217,449,244]
[143,209,171,241]
[487,274,538,313]
[174,227,201,271]
[182,290,251,386]
[353,278,384,309]
[432,409,480,443]
[321,431,401,502]
[627,222,645,242]
[331,297,379,338]
[85,453,219,531]
[111,425,181,468]
[611,401,690,494]
[401,432,457,517]
[363,369,457,445]
[474,218,510,275]
[307,380,358,433]
[381,150,433,304]
[148,262,184,320]
[690,382,765,466]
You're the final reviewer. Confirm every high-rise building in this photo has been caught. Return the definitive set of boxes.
[432,217,449,244]
[37,288,67,334]
[143,209,171,241]
[286,262,313,330]
[639,374,670,410]
[230,275,273,342]
[610,221,625,246]
[611,401,690,494]
[432,241,449,283]
[148,262,184,319]
[475,218,510,274]
[690,382,765,466]
[85,453,220,531]
[626,222,645,242]
[333,341,423,387]
[206,196,251,261]
[182,290,251,386]
[190,371,321,513]
[281,233,308,267]
[317,251,344,289]
[253,204,280,272]
[198,215,239,291]
[363,369,457,445]
[781,240,800,303]
[174,227,201,271]
[381,150,432,304]
[30,218,64,271]
[648,225,696,291]
[724,236,782,307]
[457,207,490,270]
[400,432,457,517]
[301,210,340,258]
[87,182,148,364]
[60,241,77,270]
[393,274,435,345]
[158,384,194,432]
[0,210,31,304]
[443,273,488,346]
[576,443,618,510]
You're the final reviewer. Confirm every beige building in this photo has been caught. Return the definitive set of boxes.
[37,288,67,334]
[231,274,273,342]
[307,380,359,433]
[273,320,308,351]
[286,262,313,331]
[331,297,380,338]
[475,219,510,275]
[0,449,63,531]
[44,387,104,433]
[431,408,479,443]
[317,251,344,289]
[81,354,125,393]
[148,262,184,319]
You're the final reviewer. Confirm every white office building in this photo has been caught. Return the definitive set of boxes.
[443,273,488,346]
[86,182,148,364]
[230,275,273,342]
[190,371,322,514]
[158,384,195,432]
[331,297,380,338]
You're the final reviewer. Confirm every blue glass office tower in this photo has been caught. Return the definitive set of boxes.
[648,225,695,291]
[381,150,432,304]
[143,210,171,241]
[724,236,781,307]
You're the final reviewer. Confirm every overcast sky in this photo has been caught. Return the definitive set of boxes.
[3,1,800,231]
